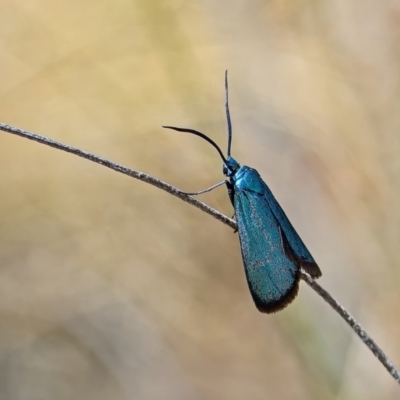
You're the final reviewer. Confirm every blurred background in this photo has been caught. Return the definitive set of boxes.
[0,1,399,399]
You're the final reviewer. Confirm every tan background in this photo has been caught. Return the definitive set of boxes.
[0,1,399,399]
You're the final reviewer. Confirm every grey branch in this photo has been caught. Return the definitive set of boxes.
[0,123,234,229]
[0,121,399,385]
[300,271,400,383]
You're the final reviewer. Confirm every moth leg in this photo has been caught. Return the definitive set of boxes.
[230,212,238,233]
[226,180,235,206]
[180,180,226,196]
[225,180,238,232]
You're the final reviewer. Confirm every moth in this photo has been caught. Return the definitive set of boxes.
[163,72,321,313]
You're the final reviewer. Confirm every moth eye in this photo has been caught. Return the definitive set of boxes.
[223,165,228,175]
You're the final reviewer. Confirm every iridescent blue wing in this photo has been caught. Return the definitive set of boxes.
[261,181,321,278]
[234,188,300,313]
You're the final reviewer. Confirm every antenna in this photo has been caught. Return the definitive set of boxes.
[162,126,227,164]
[225,70,233,156]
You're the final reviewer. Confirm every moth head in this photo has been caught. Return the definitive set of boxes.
[223,156,240,177]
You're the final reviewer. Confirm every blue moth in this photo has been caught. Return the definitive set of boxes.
[163,71,322,313]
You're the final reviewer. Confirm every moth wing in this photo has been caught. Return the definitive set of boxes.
[234,189,299,313]
[261,183,322,278]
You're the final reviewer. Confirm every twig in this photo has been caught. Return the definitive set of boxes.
[0,121,399,385]
[0,123,234,228]
[300,271,400,383]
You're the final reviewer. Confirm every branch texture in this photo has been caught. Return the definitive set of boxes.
[1,121,399,385]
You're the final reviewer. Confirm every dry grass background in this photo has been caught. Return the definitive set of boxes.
[0,1,399,399]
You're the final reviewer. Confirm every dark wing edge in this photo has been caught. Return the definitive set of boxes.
[235,189,301,314]
[251,268,300,314]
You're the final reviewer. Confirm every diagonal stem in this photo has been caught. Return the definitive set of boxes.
[300,271,400,384]
[0,122,234,228]
[0,121,399,385]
